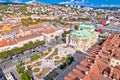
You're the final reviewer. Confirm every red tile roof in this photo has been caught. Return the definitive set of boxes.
[76,65,89,72]
[80,60,92,67]
[0,25,3,28]
[71,72,84,79]
[63,26,70,29]
[8,39,17,45]
[64,34,120,80]
[0,40,8,47]
[83,72,107,80]
[67,72,77,80]
[41,28,55,34]
[72,68,84,76]
[64,76,72,80]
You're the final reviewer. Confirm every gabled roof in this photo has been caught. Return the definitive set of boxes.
[83,72,107,80]
[76,65,89,72]
[0,40,8,47]
[41,28,55,34]
[64,76,72,80]
[89,60,108,75]
[80,59,92,67]
[63,26,70,29]
[72,68,84,76]
[89,63,101,75]
[72,72,84,79]
[67,72,77,80]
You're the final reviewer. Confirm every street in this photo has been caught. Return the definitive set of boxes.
[0,39,62,80]
[54,52,86,80]
[0,32,108,80]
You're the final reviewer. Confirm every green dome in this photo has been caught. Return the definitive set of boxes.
[71,28,99,41]
[71,29,91,37]
[80,24,95,29]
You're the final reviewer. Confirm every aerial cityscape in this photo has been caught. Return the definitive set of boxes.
[0,0,120,80]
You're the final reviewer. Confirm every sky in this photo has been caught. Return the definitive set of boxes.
[0,0,120,7]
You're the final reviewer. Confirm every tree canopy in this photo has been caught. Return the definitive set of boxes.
[0,40,45,59]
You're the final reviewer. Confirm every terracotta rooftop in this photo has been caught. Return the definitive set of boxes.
[72,68,85,77]
[76,65,89,72]
[63,26,70,29]
[83,72,107,80]
[64,34,120,80]
[0,25,2,28]
[0,40,8,47]
[64,76,72,80]
[41,28,55,34]
[80,59,92,67]
[8,39,17,45]
[67,72,77,80]
[0,32,43,48]
[71,72,84,80]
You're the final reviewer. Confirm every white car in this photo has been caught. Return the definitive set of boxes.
[12,59,18,63]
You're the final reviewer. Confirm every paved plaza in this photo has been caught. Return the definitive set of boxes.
[24,44,76,80]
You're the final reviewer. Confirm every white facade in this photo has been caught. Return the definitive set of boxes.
[0,35,44,52]
[43,29,63,42]
[110,58,120,67]
[5,73,15,80]
[55,29,63,36]
[43,33,55,42]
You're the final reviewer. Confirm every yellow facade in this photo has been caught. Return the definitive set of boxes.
[110,58,120,67]
[2,26,11,31]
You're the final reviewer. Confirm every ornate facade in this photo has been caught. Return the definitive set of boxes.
[66,24,98,51]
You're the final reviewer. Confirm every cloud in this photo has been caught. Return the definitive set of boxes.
[58,1,69,4]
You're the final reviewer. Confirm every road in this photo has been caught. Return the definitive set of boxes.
[45,35,105,80]
[54,44,98,80]
[3,65,20,80]
[54,53,86,80]
[0,35,104,80]
[0,39,60,68]
[0,39,62,80]
[97,26,120,33]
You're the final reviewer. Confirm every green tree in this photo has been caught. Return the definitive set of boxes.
[27,65,31,70]
[26,70,32,78]
[0,40,45,59]
[55,48,58,53]
[74,25,79,30]
[16,61,25,74]
[31,54,40,61]
[60,63,66,69]
[48,47,52,52]
[55,36,60,41]
[62,31,70,38]
[20,73,30,80]
[18,67,25,74]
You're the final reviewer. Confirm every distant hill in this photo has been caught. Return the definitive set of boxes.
[93,7,120,10]
[0,2,120,11]
[0,2,24,5]
[58,3,120,10]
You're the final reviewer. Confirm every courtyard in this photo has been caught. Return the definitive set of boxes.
[24,44,75,80]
